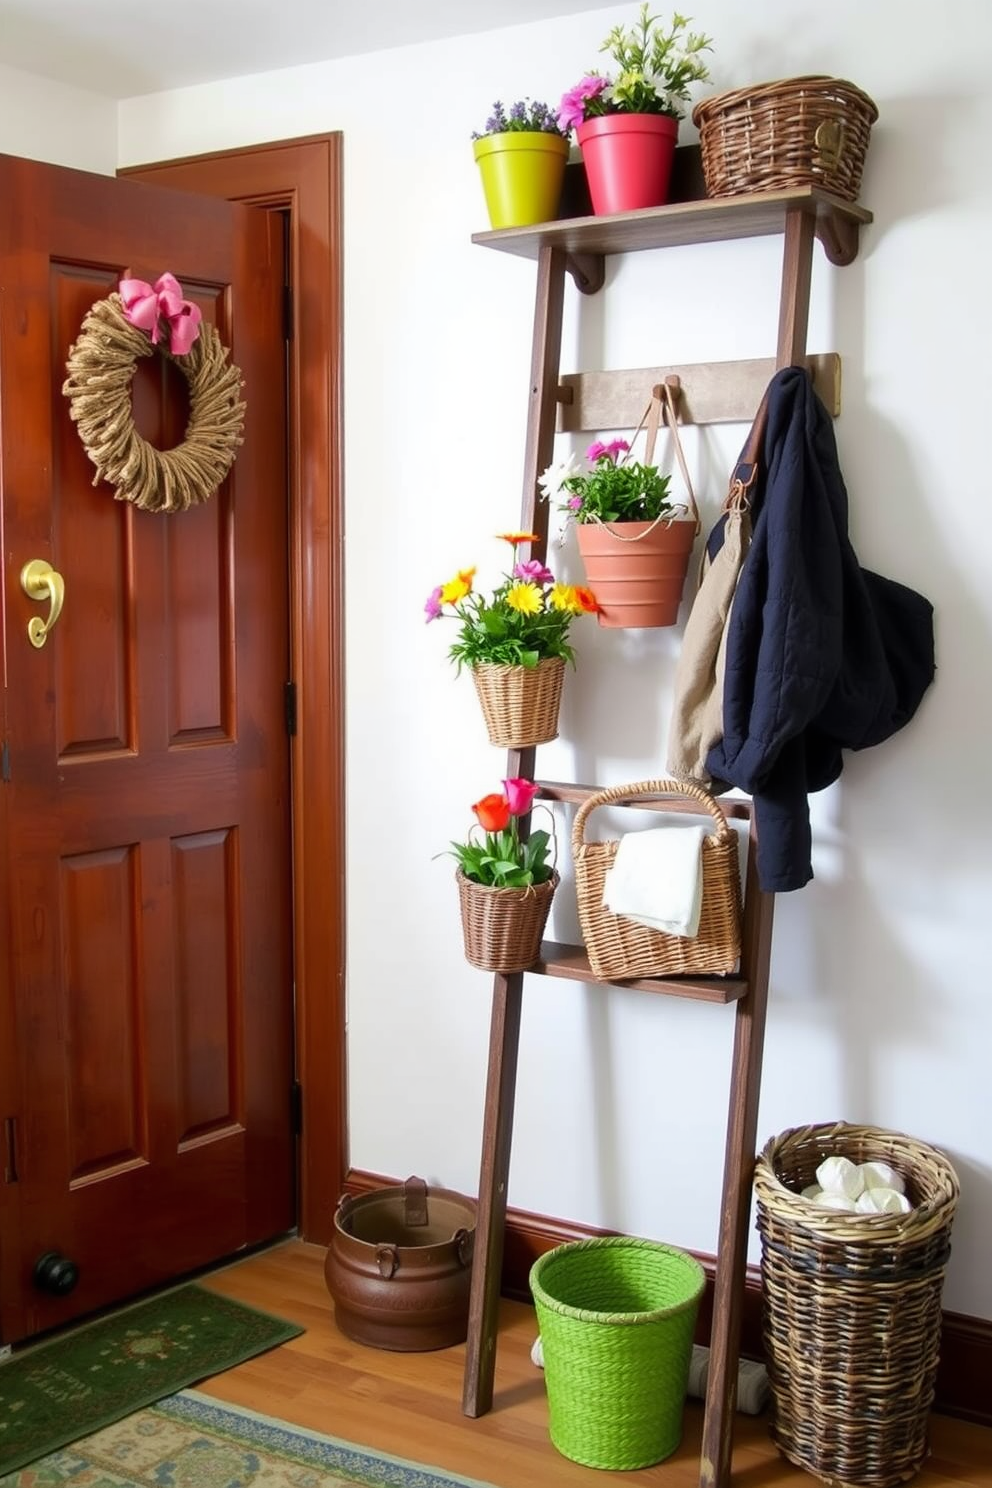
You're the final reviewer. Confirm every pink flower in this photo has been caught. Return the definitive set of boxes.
[513,559,554,585]
[502,777,540,817]
[558,75,609,132]
[424,585,443,623]
[587,438,629,463]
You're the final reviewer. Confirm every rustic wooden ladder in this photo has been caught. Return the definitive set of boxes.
[460,188,871,1488]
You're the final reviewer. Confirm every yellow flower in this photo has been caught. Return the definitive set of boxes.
[505,581,543,615]
[548,582,584,614]
[440,567,475,605]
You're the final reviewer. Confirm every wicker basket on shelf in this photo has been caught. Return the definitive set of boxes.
[692,75,878,203]
[456,868,558,973]
[572,779,741,980]
[754,1121,960,1488]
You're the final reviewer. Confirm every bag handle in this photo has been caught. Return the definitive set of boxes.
[724,387,771,514]
[571,778,734,858]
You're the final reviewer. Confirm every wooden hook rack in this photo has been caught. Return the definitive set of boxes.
[557,353,840,432]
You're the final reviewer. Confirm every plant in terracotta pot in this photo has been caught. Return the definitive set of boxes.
[472,98,570,230]
[558,5,713,215]
[539,429,698,628]
[447,777,559,972]
[424,531,599,747]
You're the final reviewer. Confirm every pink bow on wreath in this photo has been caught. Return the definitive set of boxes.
[119,272,203,356]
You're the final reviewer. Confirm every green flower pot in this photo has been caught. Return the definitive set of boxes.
[473,131,569,230]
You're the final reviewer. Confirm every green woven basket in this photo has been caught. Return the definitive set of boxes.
[530,1236,705,1470]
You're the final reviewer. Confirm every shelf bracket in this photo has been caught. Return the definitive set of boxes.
[565,251,605,296]
[815,207,861,268]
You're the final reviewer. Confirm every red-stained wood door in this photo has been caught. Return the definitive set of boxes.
[0,154,295,1342]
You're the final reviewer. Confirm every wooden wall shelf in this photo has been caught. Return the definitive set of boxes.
[472,186,873,291]
[533,942,748,1004]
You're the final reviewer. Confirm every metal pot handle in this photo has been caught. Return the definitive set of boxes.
[375,1243,399,1279]
[453,1227,474,1268]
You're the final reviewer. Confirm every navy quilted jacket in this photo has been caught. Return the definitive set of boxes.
[705,368,935,892]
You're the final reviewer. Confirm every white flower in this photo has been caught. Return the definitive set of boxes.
[537,453,580,502]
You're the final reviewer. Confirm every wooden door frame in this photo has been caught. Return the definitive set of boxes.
[122,134,346,1244]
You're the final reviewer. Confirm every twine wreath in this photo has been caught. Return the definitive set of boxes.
[62,273,246,514]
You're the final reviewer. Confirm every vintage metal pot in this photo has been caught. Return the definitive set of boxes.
[325,1175,476,1351]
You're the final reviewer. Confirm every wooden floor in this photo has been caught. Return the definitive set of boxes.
[194,1239,991,1488]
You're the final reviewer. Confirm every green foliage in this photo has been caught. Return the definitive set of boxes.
[451,827,554,888]
[424,540,599,673]
[540,441,678,526]
[568,458,674,524]
[446,591,577,672]
[600,6,713,120]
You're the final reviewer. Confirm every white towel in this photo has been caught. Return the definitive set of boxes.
[602,825,706,938]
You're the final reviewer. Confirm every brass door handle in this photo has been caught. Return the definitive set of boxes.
[20,560,66,649]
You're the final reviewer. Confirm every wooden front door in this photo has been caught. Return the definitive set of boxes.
[0,155,295,1343]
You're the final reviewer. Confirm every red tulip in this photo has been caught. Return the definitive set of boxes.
[502,777,539,817]
[473,792,511,832]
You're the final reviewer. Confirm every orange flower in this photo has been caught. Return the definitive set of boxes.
[574,585,601,614]
[497,531,540,546]
[472,792,511,832]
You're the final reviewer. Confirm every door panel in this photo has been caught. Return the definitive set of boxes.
[0,154,294,1342]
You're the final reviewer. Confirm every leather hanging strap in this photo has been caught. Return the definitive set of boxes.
[640,380,701,536]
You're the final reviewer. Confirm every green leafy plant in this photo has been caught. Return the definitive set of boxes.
[558,6,713,130]
[539,439,679,525]
[472,99,567,140]
[424,531,600,671]
[448,778,554,888]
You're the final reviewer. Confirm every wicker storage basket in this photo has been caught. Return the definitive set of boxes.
[572,779,741,979]
[530,1237,704,1469]
[456,868,558,973]
[471,656,564,749]
[692,75,878,203]
[754,1122,960,1488]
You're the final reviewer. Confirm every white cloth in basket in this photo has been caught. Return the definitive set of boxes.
[602,824,706,938]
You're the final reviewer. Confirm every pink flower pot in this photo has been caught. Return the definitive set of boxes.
[576,113,679,216]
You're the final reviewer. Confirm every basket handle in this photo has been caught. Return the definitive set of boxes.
[571,778,734,857]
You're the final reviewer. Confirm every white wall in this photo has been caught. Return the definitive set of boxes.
[120,0,992,1318]
[0,62,116,172]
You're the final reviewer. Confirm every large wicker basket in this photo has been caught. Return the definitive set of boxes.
[471,656,565,749]
[754,1122,960,1488]
[572,779,741,980]
[692,75,878,203]
[456,868,558,973]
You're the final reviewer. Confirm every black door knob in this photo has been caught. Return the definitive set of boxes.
[33,1251,79,1295]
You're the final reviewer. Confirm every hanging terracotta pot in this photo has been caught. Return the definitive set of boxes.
[471,656,565,747]
[456,869,559,973]
[473,132,569,229]
[575,517,696,628]
[576,113,678,215]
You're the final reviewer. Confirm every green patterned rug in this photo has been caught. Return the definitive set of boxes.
[0,1390,500,1488]
[0,1285,303,1476]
